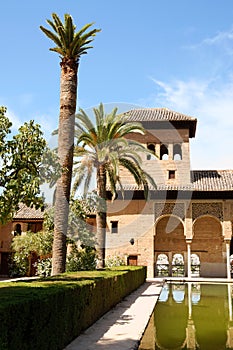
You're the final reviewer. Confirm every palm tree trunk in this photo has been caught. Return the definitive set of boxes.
[52,58,78,275]
[96,164,107,269]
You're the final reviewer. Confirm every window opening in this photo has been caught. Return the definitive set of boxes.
[127,255,138,266]
[111,221,118,234]
[173,144,182,160]
[191,253,200,277]
[14,223,22,236]
[168,170,176,179]
[156,253,169,277]
[172,253,184,277]
[147,143,155,160]
[160,144,168,160]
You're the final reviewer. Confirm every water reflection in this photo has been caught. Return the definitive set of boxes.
[172,284,185,303]
[139,283,233,350]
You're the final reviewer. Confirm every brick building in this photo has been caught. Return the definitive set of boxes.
[106,108,233,278]
[0,204,44,275]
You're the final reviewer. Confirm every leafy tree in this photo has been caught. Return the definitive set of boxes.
[10,230,53,277]
[44,195,96,247]
[40,13,100,275]
[0,106,58,224]
[73,103,156,268]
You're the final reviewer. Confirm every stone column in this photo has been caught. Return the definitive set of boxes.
[185,202,193,278]
[168,251,173,276]
[168,143,173,160]
[186,240,192,278]
[223,202,232,279]
[225,239,231,279]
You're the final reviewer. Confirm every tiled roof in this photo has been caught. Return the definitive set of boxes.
[191,170,233,191]
[114,170,233,192]
[124,108,197,122]
[13,203,51,220]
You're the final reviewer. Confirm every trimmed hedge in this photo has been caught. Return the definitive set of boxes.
[0,266,146,350]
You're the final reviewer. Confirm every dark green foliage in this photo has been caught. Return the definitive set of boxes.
[0,267,146,350]
[66,245,97,271]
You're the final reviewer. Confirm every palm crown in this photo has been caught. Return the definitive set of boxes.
[40,13,100,62]
[73,103,157,199]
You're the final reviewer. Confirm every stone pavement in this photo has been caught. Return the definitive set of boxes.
[64,281,163,350]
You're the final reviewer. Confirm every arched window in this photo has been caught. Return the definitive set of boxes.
[14,223,22,236]
[156,253,169,277]
[147,143,155,160]
[160,144,168,160]
[191,253,200,277]
[172,253,184,277]
[173,144,182,160]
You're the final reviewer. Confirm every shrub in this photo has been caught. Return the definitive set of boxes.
[66,245,97,272]
[10,230,53,277]
[8,253,28,277]
[105,255,126,267]
[35,258,52,277]
[0,267,146,350]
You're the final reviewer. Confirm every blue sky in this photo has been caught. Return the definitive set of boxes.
[1,1,233,171]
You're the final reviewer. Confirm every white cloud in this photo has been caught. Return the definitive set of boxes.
[186,27,233,52]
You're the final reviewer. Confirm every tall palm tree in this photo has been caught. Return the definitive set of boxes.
[40,13,100,275]
[73,103,156,268]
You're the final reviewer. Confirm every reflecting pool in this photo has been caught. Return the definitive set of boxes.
[139,283,233,350]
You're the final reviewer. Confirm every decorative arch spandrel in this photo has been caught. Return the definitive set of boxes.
[192,202,223,221]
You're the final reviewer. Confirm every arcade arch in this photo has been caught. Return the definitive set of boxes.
[192,215,223,277]
[154,215,186,277]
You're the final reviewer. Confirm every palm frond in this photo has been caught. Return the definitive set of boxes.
[75,22,95,38]
[83,169,93,197]
[119,158,142,187]
[57,24,68,51]
[116,122,145,138]
[106,165,117,199]
[46,19,58,33]
[65,14,74,44]
[71,28,100,57]
[40,26,62,48]
[51,13,64,31]
[77,108,96,132]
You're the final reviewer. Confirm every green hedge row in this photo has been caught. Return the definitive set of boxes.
[0,266,146,350]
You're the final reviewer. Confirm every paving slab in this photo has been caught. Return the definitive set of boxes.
[64,281,163,350]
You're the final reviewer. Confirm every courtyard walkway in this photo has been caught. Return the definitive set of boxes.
[64,281,163,350]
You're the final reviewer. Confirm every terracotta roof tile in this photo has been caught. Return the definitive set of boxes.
[115,170,233,192]
[124,107,197,122]
[13,203,51,220]
[191,170,233,191]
